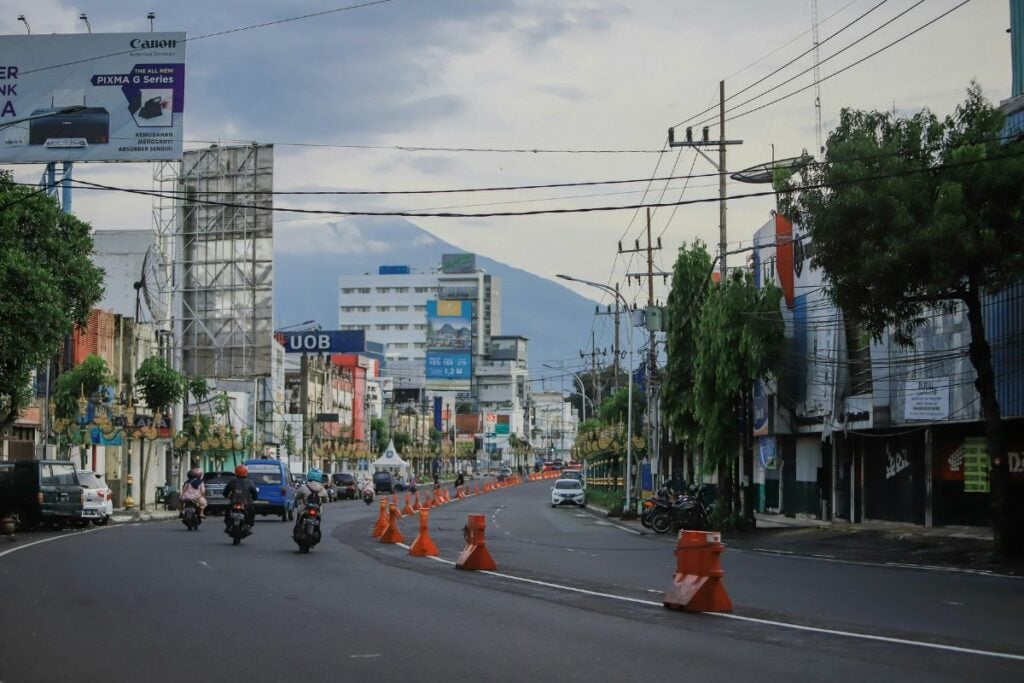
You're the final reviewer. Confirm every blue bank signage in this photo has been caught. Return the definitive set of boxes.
[279,330,366,354]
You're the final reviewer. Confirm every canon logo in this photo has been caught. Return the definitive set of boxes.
[130,38,177,49]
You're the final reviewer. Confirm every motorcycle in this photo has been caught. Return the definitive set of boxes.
[649,486,711,534]
[181,500,201,531]
[640,486,677,529]
[293,500,322,554]
[225,502,252,545]
[361,482,374,506]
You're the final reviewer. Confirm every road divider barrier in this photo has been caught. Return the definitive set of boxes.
[456,485,466,499]
[412,490,422,511]
[456,513,497,570]
[379,502,405,544]
[372,498,389,537]
[408,508,439,557]
[402,492,415,516]
[662,530,732,613]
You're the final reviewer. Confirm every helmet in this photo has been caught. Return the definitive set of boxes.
[306,468,323,483]
[234,464,248,477]
[188,467,203,479]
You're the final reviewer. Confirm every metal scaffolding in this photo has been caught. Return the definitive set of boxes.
[152,144,274,379]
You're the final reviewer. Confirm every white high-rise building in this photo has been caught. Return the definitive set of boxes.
[338,261,501,388]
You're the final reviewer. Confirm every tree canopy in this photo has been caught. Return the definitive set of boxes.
[0,171,105,429]
[134,356,185,414]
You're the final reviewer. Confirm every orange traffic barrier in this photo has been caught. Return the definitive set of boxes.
[474,482,480,495]
[456,485,466,499]
[423,491,433,508]
[393,494,403,516]
[372,498,389,537]
[456,513,497,570]
[440,487,450,503]
[402,492,415,516]
[379,502,405,544]
[412,490,422,511]
[408,508,439,557]
[662,530,732,613]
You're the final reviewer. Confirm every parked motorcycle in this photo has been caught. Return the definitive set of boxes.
[225,502,252,545]
[181,500,202,531]
[640,485,677,529]
[649,486,710,534]
[293,500,322,554]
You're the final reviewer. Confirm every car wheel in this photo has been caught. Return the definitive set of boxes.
[93,516,110,526]
[551,503,556,508]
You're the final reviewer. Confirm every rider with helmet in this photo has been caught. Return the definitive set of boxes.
[295,469,328,512]
[179,466,208,518]
[222,464,259,525]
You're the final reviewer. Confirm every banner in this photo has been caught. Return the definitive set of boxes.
[0,33,186,162]
[277,330,366,354]
[425,299,472,388]
[904,378,950,421]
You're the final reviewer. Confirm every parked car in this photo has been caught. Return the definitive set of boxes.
[292,473,308,487]
[0,460,83,529]
[77,470,113,526]
[550,478,585,507]
[332,472,358,500]
[497,467,513,482]
[560,470,584,484]
[372,471,394,494]
[244,459,296,521]
[202,471,236,516]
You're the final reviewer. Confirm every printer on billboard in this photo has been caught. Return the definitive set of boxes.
[29,106,110,146]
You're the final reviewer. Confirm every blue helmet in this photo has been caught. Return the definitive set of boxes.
[306,468,323,483]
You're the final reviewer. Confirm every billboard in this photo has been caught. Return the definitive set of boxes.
[425,299,472,388]
[0,33,185,163]
[441,253,476,274]
[277,330,366,354]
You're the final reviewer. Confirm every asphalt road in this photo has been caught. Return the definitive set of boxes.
[1,480,1021,682]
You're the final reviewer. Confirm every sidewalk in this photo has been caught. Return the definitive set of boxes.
[588,504,1019,575]
[111,508,179,524]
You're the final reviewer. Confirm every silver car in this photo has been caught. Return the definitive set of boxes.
[550,479,585,507]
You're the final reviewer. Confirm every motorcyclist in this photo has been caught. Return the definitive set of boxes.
[222,464,259,525]
[454,472,465,488]
[179,467,207,518]
[295,469,327,514]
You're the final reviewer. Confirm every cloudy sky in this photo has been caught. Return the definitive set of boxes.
[1,0,1011,313]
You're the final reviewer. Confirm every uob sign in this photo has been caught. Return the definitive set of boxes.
[279,330,366,354]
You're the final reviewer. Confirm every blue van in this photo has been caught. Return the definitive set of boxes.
[243,459,295,521]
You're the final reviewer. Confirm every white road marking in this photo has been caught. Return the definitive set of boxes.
[0,524,122,559]
[350,654,381,658]
[199,561,214,571]
[392,541,1024,662]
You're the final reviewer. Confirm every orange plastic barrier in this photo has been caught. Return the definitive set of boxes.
[393,494,403,516]
[408,508,439,557]
[456,514,497,570]
[423,491,433,508]
[402,492,415,516]
[456,485,466,499]
[440,487,450,503]
[474,482,481,495]
[412,490,422,511]
[662,530,732,612]
[372,498,389,537]
[379,502,405,544]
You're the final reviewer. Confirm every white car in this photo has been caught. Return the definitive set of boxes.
[550,478,585,508]
[77,470,113,525]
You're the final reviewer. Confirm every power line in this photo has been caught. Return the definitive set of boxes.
[21,0,394,76]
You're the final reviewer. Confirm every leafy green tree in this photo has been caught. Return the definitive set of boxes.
[691,271,784,515]
[134,356,185,509]
[779,83,1024,557]
[662,242,715,450]
[0,171,104,430]
[53,355,115,420]
[371,417,388,453]
[598,385,645,433]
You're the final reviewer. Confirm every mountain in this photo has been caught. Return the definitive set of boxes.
[273,217,596,369]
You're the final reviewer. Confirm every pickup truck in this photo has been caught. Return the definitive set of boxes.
[0,460,84,529]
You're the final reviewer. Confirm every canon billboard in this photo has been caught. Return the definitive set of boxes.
[0,32,185,163]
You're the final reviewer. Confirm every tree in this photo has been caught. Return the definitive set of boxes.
[691,271,784,516]
[662,242,715,467]
[52,355,115,458]
[0,171,105,430]
[134,356,185,510]
[370,417,388,453]
[780,83,1024,557]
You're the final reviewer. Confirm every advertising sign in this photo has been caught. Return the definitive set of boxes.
[904,378,950,421]
[277,330,366,354]
[425,299,472,388]
[0,33,185,163]
[441,253,476,274]
[962,437,990,493]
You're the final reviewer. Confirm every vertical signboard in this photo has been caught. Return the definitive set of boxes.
[962,437,990,493]
[0,33,185,162]
[425,299,472,389]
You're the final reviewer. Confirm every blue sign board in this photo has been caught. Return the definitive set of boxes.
[279,330,366,354]
[426,353,472,380]
[433,396,443,431]
[425,299,473,386]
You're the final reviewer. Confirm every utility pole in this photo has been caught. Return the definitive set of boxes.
[578,333,607,409]
[668,80,743,278]
[594,284,621,391]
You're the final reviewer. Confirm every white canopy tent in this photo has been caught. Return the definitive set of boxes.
[371,439,409,474]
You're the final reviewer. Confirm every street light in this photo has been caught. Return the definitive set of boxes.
[556,273,636,515]
[17,15,30,34]
[541,363,593,423]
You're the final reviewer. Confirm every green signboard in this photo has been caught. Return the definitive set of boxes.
[962,437,990,493]
[495,423,510,435]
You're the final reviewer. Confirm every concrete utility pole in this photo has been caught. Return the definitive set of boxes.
[579,332,606,409]
[594,284,621,391]
[668,80,743,279]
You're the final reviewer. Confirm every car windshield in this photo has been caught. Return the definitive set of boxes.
[246,464,283,485]
[77,471,102,488]
[335,474,354,484]
[203,473,234,486]
[555,480,582,490]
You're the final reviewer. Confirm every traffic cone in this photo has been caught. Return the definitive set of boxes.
[412,490,422,511]
[663,530,732,612]
[379,502,405,544]
[456,514,497,570]
[402,492,415,516]
[372,498,389,537]
[408,508,439,557]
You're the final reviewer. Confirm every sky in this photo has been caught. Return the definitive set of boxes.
[0,0,1012,328]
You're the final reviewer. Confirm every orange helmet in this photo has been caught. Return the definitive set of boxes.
[234,464,248,477]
